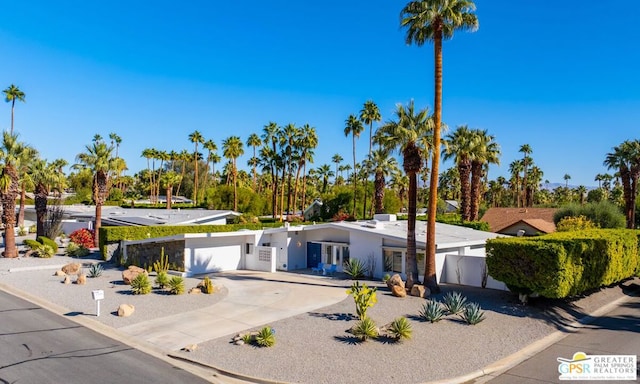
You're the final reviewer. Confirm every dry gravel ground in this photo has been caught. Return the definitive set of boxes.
[1,251,638,384]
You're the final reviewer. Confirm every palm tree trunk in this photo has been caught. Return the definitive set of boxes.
[458,160,471,221]
[17,183,26,228]
[233,161,238,211]
[406,171,418,288]
[1,164,19,257]
[35,183,48,237]
[470,161,483,221]
[280,166,286,221]
[352,136,357,217]
[374,171,385,214]
[166,186,172,210]
[425,33,442,294]
[293,163,302,215]
[301,163,308,214]
[10,100,15,135]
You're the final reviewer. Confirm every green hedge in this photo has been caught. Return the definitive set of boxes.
[98,222,285,260]
[486,229,640,298]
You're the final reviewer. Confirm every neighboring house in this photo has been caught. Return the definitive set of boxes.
[480,207,557,236]
[303,199,323,221]
[120,214,507,290]
[444,200,459,213]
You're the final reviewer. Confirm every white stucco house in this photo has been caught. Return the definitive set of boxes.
[119,214,507,290]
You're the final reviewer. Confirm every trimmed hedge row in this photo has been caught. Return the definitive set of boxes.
[98,222,284,260]
[486,229,640,298]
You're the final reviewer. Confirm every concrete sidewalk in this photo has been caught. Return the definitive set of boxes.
[117,271,348,350]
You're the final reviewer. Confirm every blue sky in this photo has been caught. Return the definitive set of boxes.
[1,1,639,187]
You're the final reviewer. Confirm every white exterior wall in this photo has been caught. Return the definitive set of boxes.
[246,246,277,272]
[183,233,259,275]
[348,230,383,276]
[442,254,508,290]
[269,231,291,270]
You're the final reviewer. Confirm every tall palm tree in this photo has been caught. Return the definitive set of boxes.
[360,101,382,218]
[109,133,122,159]
[519,144,532,207]
[443,125,475,221]
[369,148,398,214]
[175,149,190,197]
[563,173,571,188]
[203,139,217,190]
[262,122,280,218]
[0,132,26,257]
[332,154,343,183]
[509,160,524,206]
[295,124,317,213]
[604,140,640,228]
[188,131,204,206]
[16,145,38,228]
[376,100,432,288]
[246,133,262,190]
[469,129,500,221]
[280,123,300,216]
[3,85,25,135]
[29,159,64,236]
[401,0,478,293]
[222,136,244,211]
[344,114,364,217]
[75,136,114,247]
[316,164,334,193]
[160,171,181,210]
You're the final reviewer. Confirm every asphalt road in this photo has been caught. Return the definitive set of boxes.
[484,293,640,384]
[0,290,213,384]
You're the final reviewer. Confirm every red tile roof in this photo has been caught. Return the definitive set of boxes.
[480,208,558,233]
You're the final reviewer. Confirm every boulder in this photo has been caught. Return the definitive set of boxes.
[54,270,66,277]
[386,274,405,290]
[188,287,201,295]
[181,344,198,352]
[122,266,148,285]
[62,263,81,275]
[117,304,135,317]
[76,274,87,285]
[410,284,429,298]
[63,276,71,285]
[391,284,407,297]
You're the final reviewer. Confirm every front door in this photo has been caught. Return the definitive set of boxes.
[306,242,322,268]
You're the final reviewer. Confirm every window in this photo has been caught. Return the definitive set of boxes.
[342,246,350,265]
[245,243,254,254]
[383,249,403,273]
[417,252,425,277]
[324,245,333,264]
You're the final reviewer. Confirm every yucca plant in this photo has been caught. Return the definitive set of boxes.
[131,273,152,295]
[201,276,214,294]
[168,276,185,295]
[88,263,103,278]
[351,317,378,341]
[343,258,368,279]
[241,333,253,344]
[255,327,276,347]
[155,271,170,289]
[461,302,486,325]
[443,291,468,315]
[387,317,412,341]
[65,242,90,257]
[419,300,446,323]
[346,281,377,320]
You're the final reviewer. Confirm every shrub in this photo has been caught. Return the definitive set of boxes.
[44,201,65,239]
[346,281,377,320]
[419,300,446,323]
[387,317,412,341]
[201,276,214,294]
[37,236,58,251]
[65,242,90,257]
[351,317,378,341]
[69,228,95,249]
[155,271,170,289]
[17,226,27,236]
[254,327,276,347]
[442,292,467,315]
[382,273,391,283]
[461,302,486,325]
[553,201,625,229]
[556,215,597,232]
[486,229,640,298]
[343,258,368,279]
[168,276,185,295]
[131,273,152,295]
[88,263,103,278]
[24,239,55,258]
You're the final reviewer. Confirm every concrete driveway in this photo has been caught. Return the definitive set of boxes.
[117,271,349,350]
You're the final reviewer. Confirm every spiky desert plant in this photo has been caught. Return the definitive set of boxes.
[201,276,214,294]
[131,273,152,295]
[461,302,486,325]
[255,327,276,347]
[352,317,378,341]
[153,247,169,273]
[387,317,412,341]
[155,271,170,289]
[88,263,103,278]
[168,276,185,295]
[241,333,253,344]
[343,258,368,279]
[419,300,446,323]
[443,291,468,315]
[346,281,377,320]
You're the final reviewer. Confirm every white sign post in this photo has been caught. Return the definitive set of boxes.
[91,289,104,317]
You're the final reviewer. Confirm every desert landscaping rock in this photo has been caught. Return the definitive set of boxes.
[117,303,135,317]
[76,274,87,285]
[62,262,81,275]
[122,265,147,285]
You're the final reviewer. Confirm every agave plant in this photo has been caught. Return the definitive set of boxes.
[387,317,412,341]
[419,300,445,323]
[351,317,378,341]
[155,271,170,289]
[443,291,468,315]
[168,276,185,295]
[255,327,276,347]
[131,273,152,295]
[461,302,486,325]
[343,258,368,279]
[88,263,103,278]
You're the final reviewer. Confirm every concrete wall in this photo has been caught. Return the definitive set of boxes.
[246,246,276,272]
[349,230,383,277]
[442,254,508,290]
[185,236,243,274]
